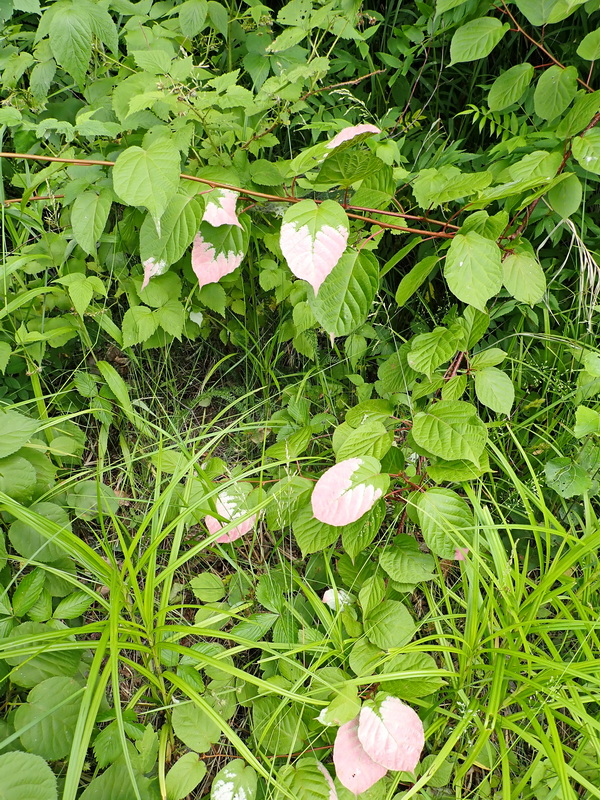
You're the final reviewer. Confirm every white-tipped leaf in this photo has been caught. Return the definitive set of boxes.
[205,483,256,543]
[311,457,388,526]
[202,188,242,228]
[333,717,387,795]
[191,221,247,289]
[141,257,168,290]
[357,696,424,773]
[280,199,349,295]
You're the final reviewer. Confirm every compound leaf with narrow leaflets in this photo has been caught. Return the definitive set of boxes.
[166,752,207,800]
[488,62,534,111]
[0,751,58,800]
[71,189,112,255]
[412,400,488,464]
[534,65,578,120]
[112,140,180,233]
[416,488,474,559]
[310,249,379,339]
[312,457,389,526]
[444,232,502,311]
[210,760,257,800]
[280,199,349,295]
[14,676,82,760]
[450,17,509,65]
[474,367,515,415]
[358,695,425,772]
[139,189,205,272]
[502,252,546,304]
[191,221,248,289]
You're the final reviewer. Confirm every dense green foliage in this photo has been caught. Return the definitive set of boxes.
[1,0,600,798]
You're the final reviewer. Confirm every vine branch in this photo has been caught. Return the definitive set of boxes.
[0,151,455,239]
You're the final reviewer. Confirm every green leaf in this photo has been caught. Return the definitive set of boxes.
[14,676,82,760]
[266,476,313,532]
[474,367,514,415]
[407,327,459,379]
[80,761,158,800]
[416,488,474,558]
[395,256,439,307]
[190,573,225,602]
[412,166,491,207]
[310,249,379,339]
[4,621,81,688]
[0,752,57,800]
[548,172,582,219]
[172,701,221,753]
[113,141,181,233]
[381,651,445,699]
[488,62,534,111]
[335,420,393,460]
[179,0,208,37]
[545,457,592,497]
[574,405,600,437]
[292,504,339,555]
[166,752,207,800]
[252,696,307,754]
[556,90,600,138]
[53,590,94,619]
[514,0,577,24]
[132,49,172,74]
[249,159,284,186]
[48,1,92,84]
[66,480,119,519]
[317,151,384,188]
[364,599,417,649]
[8,502,71,562]
[412,400,488,464]
[155,300,185,339]
[444,232,502,311]
[0,342,11,374]
[122,306,159,348]
[342,500,386,561]
[278,759,335,800]
[450,17,509,65]
[208,0,228,38]
[577,28,600,60]
[469,348,507,369]
[379,535,436,584]
[266,426,312,461]
[12,568,45,617]
[572,128,600,174]
[0,409,38,457]
[71,189,112,255]
[534,65,578,120]
[502,252,546,305]
[0,455,36,503]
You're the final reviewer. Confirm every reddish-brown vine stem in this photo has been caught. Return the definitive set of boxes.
[0,151,455,239]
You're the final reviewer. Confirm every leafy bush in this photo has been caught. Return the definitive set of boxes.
[1,0,600,798]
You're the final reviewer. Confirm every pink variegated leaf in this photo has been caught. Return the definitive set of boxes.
[333,717,387,795]
[357,696,425,773]
[202,188,242,228]
[280,199,349,295]
[141,257,168,290]
[316,763,338,800]
[204,482,256,543]
[455,547,469,560]
[311,457,389,526]
[326,124,381,153]
[191,220,248,289]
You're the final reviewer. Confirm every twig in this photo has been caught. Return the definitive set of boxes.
[298,69,386,103]
[0,151,455,239]
[3,193,64,206]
